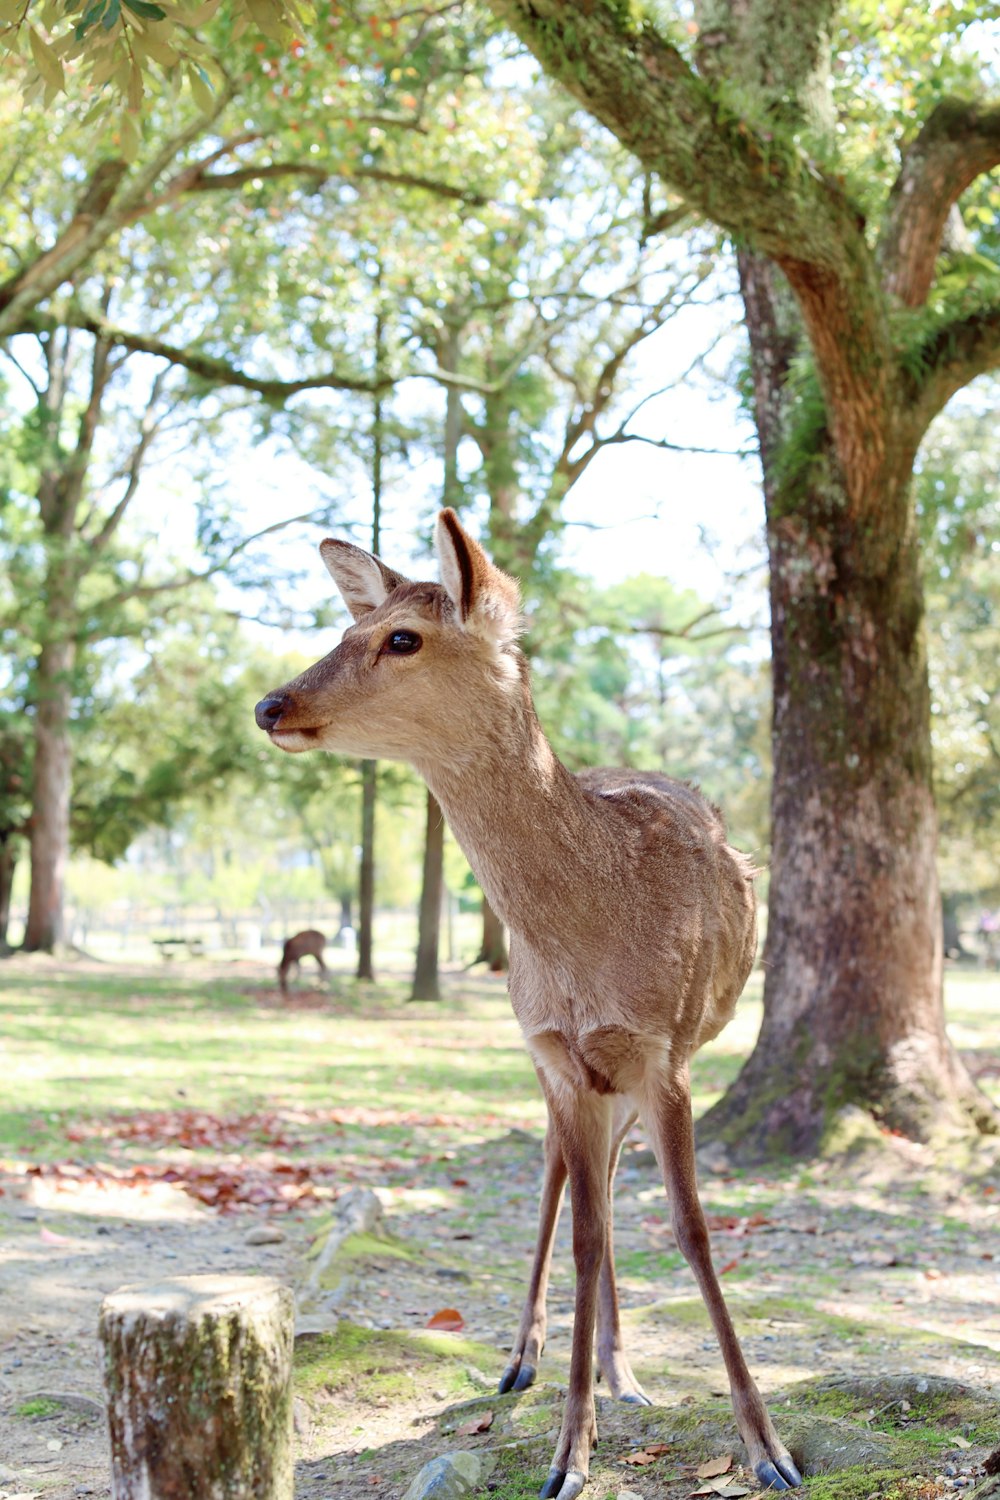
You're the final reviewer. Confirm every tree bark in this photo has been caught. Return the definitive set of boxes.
[411,789,445,1001]
[99,1274,294,1500]
[23,636,75,952]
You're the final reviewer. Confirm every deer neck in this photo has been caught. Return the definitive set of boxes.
[415,684,590,938]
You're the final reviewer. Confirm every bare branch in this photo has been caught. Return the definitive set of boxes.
[185,160,489,206]
[79,507,326,638]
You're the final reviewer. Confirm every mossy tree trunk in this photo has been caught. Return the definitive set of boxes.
[704,250,990,1154]
[490,0,1000,1155]
[99,1274,294,1500]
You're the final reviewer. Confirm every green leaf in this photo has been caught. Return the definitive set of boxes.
[75,0,107,38]
[187,63,214,111]
[122,0,166,19]
[100,0,120,28]
[119,109,141,161]
[28,26,65,90]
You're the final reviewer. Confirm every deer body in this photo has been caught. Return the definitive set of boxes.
[277,928,327,995]
[255,511,800,1500]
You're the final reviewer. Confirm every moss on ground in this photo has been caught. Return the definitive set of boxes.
[293,1320,496,1406]
[791,1374,997,1444]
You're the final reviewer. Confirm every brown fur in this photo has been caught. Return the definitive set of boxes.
[255,512,799,1498]
[277,929,327,996]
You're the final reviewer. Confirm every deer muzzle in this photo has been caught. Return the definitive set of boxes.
[254,693,290,732]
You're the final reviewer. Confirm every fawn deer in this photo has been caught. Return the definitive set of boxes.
[278,928,327,995]
[254,511,800,1500]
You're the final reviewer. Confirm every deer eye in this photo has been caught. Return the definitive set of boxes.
[383,629,422,655]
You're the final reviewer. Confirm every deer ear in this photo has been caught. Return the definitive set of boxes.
[435,509,521,644]
[319,539,411,622]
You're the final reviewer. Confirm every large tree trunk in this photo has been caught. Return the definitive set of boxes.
[24,636,75,953]
[411,789,445,1001]
[702,254,995,1156]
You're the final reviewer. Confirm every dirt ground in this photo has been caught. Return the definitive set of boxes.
[2,960,999,1499]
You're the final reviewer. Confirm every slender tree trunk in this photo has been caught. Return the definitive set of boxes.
[702,253,995,1157]
[410,328,462,1002]
[476,895,509,974]
[411,790,445,1001]
[357,760,376,981]
[24,636,75,952]
[357,294,385,984]
[0,837,16,949]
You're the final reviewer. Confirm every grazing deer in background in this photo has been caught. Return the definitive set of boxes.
[277,928,327,995]
[254,511,800,1500]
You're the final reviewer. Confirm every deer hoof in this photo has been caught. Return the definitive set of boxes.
[754,1455,803,1490]
[618,1390,652,1406]
[539,1467,586,1500]
[498,1359,536,1394]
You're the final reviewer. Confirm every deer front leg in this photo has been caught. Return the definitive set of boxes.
[644,1070,801,1491]
[499,1116,566,1394]
[502,1094,647,1406]
[538,1083,613,1500]
[596,1096,649,1405]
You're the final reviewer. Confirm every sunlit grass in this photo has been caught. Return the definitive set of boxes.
[1,959,997,1160]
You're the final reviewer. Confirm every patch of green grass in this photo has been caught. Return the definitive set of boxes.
[0,964,545,1160]
[16,1397,62,1419]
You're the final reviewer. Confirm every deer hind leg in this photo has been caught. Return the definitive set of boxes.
[499,1108,566,1395]
[596,1095,649,1405]
[642,1067,801,1491]
[537,1079,613,1500]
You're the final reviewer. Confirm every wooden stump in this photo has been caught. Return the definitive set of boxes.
[99,1274,294,1499]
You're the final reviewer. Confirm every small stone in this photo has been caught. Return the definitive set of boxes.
[617,1491,646,1500]
[246,1224,287,1246]
[403,1452,494,1499]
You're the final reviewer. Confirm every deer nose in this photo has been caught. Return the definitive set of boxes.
[255,693,289,731]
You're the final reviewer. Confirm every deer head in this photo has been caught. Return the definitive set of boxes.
[254,510,524,769]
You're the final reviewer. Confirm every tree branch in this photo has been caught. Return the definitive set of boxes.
[79,507,326,638]
[906,296,1000,436]
[0,85,235,340]
[487,0,893,505]
[880,98,1000,308]
[61,312,387,398]
[185,160,490,206]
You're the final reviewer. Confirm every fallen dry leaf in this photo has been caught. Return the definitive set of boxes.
[620,1442,671,1467]
[696,1454,734,1478]
[426,1308,465,1331]
[456,1411,494,1436]
[952,1435,972,1450]
[39,1226,72,1245]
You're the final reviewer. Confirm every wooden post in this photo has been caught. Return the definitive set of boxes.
[99,1274,294,1499]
